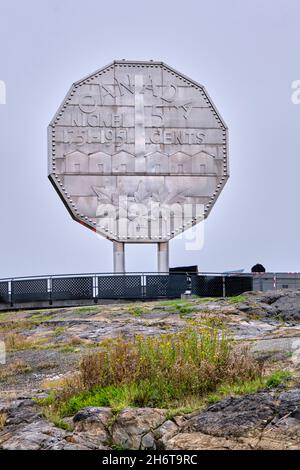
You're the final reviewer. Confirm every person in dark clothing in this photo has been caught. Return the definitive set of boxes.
[251,263,266,273]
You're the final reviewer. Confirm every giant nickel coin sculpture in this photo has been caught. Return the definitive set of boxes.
[48,60,228,272]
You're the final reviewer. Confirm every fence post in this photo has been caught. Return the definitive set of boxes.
[259,274,263,291]
[93,275,97,303]
[142,273,145,298]
[222,276,226,297]
[185,273,192,295]
[49,277,52,305]
[9,280,13,307]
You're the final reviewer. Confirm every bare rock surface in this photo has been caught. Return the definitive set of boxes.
[239,289,300,321]
[165,432,247,450]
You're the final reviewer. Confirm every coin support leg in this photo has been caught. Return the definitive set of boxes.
[113,242,125,273]
[157,242,169,273]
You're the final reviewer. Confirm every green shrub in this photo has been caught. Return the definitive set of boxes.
[46,325,264,416]
[39,327,294,421]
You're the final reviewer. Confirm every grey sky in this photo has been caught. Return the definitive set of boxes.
[0,0,299,278]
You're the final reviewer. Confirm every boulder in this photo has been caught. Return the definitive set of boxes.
[1,419,69,450]
[111,408,166,449]
[73,407,112,432]
[154,419,179,448]
[182,392,277,437]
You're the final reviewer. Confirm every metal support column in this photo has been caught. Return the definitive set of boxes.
[157,242,169,273]
[113,242,125,273]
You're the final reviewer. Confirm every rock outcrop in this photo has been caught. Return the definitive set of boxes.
[2,290,300,450]
[1,386,300,450]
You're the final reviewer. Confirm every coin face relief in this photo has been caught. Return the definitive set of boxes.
[48,60,228,242]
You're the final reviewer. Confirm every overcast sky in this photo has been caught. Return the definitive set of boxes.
[0,0,300,278]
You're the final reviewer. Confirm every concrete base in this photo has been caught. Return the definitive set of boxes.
[157,242,169,273]
[181,292,192,300]
[113,242,125,273]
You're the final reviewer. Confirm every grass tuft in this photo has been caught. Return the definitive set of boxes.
[227,294,247,304]
[4,333,47,351]
[75,306,100,314]
[265,370,291,388]
[52,326,65,337]
[128,306,144,317]
[0,360,32,381]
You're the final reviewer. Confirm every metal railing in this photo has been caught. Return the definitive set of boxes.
[252,272,300,291]
[1,271,299,309]
[0,271,255,307]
